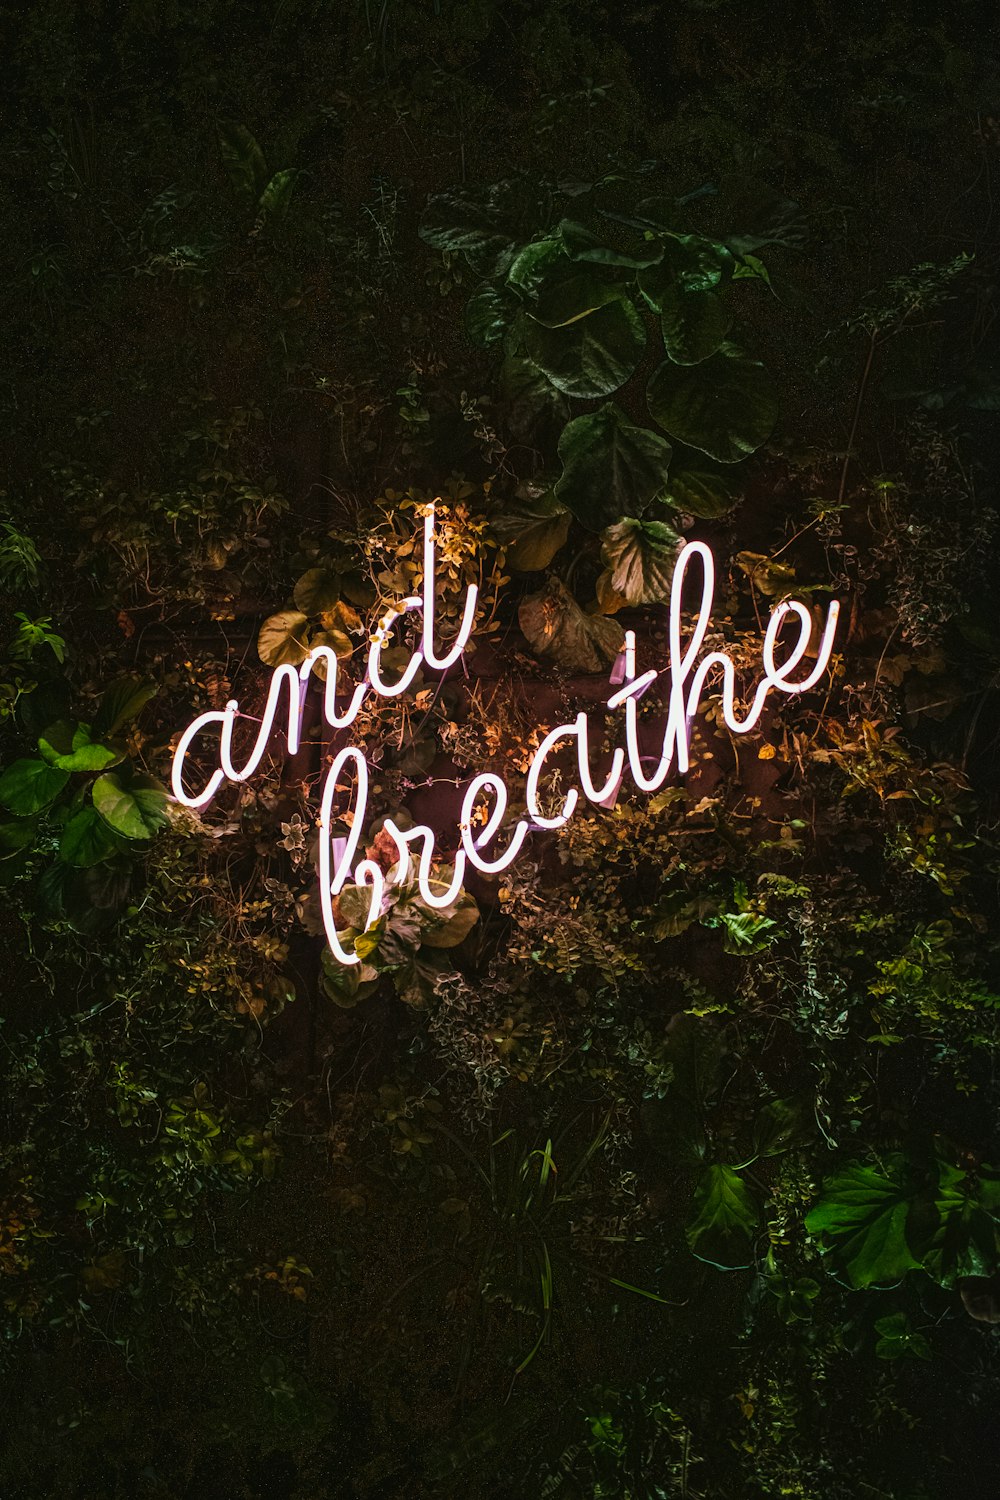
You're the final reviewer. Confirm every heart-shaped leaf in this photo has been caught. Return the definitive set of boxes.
[93,772,169,841]
[521,300,646,399]
[0,758,69,815]
[258,610,311,667]
[419,881,480,949]
[686,1164,759,1269]
[465,283,514,346]
[492,492,572,572]
[294,569,342,616]
[647,347,778,462]
[638,234,733,297]
[601,518,681,605]
[59,806,120,867]
[38,721,120,773]
[558,218,663,268]
[93,677,158,738]
[554,404,672,532]
[519,575,625,673]
[658,284,731,365]
[805,1159,922,1288]
[662,468,735,518]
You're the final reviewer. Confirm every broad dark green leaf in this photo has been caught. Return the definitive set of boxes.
[420,181,533,271]
[293,569,342,616]
[554,403,672,531]
[557,217,662,268]
[519,575,624,673]
[465,284,513,347]
[93,772,169,841]
[93,677,158,738]
[257,168,297,219]
[59,806,120,867]
[805,1160,922,1287]
[658,284,731,365]
[647,347,778,462]
[38,721,120,773]
[499,351,571,447]
[218,121,269,201]
[0,758,69,815]
[492,492,572,571]
[601,518,680,605]
[662,467,735,518]
[0,816,37,858]
[686,1165,759,1270]
[507,237,567,299]
[638,235,733,298]
[521,300,646,399]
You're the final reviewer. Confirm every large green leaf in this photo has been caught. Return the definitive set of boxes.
[658,284,731,365]
[686,1164,759,1269]
[920,1162,1000,1287]
[419,881,480,949]
[805,1160,922,1288]
[499,351,571,447]
[662,467,736,518]
[0,758,69,815]
[92,772,169,841]
[420,181,532,272]
[601,518,680,605]
[0,816,38,858]
[638,233,733,296]
[647,347,778,463]
[558,218,662,268]
[554,404,672,532]
[59,806,120,867]
[92,676,158,738]
[492,491,572,572]
[218,121,269,201]
[519,576,624,673]
[507,237,567,299]
[521,300,646,399]
[465,284,514,347]
[38,721,120,773]
[258,610,311,667]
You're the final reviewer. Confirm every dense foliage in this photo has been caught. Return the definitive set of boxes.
[2,2,1000,1496]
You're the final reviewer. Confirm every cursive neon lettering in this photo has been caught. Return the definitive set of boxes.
[170,509,840,964]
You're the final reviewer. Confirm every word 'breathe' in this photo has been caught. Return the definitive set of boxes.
[171,507,840,965]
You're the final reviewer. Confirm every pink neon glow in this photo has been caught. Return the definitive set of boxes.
[169,512,841,966]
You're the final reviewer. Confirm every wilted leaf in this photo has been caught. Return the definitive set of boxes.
[554,403,672,532]
[519,575,625,673]
[734,551,797,597]
[601,517,680,605]
[258,610,310,667]
[647,347,778,463]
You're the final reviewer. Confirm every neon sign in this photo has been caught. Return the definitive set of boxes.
[171,506,840,965]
